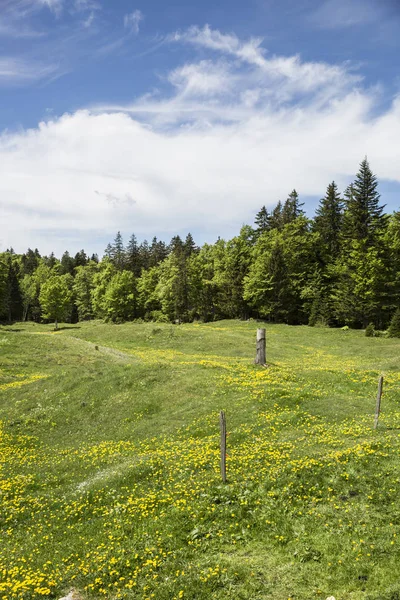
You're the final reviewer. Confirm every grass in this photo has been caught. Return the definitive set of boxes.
[1,320,400,600]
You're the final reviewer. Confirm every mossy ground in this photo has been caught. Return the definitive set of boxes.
[1,320,400,600]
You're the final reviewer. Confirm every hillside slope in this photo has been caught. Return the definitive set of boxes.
[1,321,400,600]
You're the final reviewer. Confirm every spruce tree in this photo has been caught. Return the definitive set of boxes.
[254,206,270,236]
[282,190,304,225]
[269,201,283,230]
[314,181,343,261]
[21,248,40,275]
[138,240,150,271]
[126,234,141,276]
[44,252,57,268]
[74,250,88,268]
[343,158,386,245]
[103,243,113,260]
[60,251,75,275]
[149,237,169,267]
[169,235,184,254]
[110,232,125,270]
[184,233,197,257]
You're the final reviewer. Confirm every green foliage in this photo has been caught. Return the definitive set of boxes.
[332,241,388,327]
[108,231,125,270]
[91,261,117,319]
[314,181,343,262]
[150,309,170,322]
[282,189,304,225]
[157,251,189,322]
[103,270,136,322]
[343,158,386,245]
[0,255,23,322]
[254,205,270,236]
[245,218,317,323]
[388,308,400,338]
[2,158,398,331]
[365,323,375,337]
[213,226,254,319]
[0,256,7,318]
[137,266,162,317]
[73,263,97,320]
[39,275,73,328]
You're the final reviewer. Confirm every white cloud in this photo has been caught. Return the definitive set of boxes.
[37,0,64,16]
[0,25,399,255]
[123,9,143,35]
[310,0,383,29]
[83,11,95,28]
[171,24,267,68]
[74,0,100,10]
[0,57,59,84]
[167,61,235,98]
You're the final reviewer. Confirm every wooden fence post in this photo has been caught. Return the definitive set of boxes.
[255,328,266,365]
[374,375,384,429]
[219,410,227,484]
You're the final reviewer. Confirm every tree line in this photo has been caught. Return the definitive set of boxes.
[2,158,400,330]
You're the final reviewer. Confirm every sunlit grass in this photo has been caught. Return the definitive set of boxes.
[0,320,400,599]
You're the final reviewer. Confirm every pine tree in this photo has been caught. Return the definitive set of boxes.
[110,232,125,270]
[60,251,75,275]
[149,237,169,267]
[44,252,57,268]
[103,243,113,260]
[269,201,283,230]
[282,190,304,225]
[184,233,198,258]
[138,240,150,271]
[21,248,40,275]
[126,234,141,276]
[74,250,88,268]
[342,158,386,245]
[169,235,184,254]
[254,206,270,236]
[314,181,343,261]
[333,159,389,327]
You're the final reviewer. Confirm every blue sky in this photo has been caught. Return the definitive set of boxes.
[0,0,399,255]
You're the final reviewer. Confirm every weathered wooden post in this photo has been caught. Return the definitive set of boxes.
[255,328,266,365]
[219,410,227,484]
[374,375,384,429]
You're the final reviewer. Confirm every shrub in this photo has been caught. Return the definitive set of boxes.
[150,310,170,323]
[365,323,375,337]
[388,308,400,338]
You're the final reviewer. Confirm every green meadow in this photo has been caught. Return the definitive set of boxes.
[1,320,400,600]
